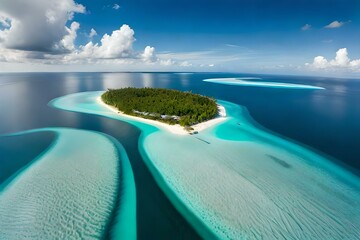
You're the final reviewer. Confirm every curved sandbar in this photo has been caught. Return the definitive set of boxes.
[0,128,136,240]
[203,77,325,90]
[50,91,360,239]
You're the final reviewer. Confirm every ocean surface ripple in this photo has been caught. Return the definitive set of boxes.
[0,128,136,240]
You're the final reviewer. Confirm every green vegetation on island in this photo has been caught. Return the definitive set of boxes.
[101,88,218,126]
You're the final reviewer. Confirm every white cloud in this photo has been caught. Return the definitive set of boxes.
[0,47,29,62]
[64,24,135,61]
[160,59,176,66]
[331,48,349,67]
[0,20,177,69]
[142,46,156,63]
[68,41,96,60]
[301,24,311,31]
[324,20,344,29]
[312,56,328,69]
[307,48,360,71]
[179,61,192,67]
[96,24,135,58]
[58,21,80,51]
[113,4,120,10]
[0,27,9,43]
[350,59,360,67]
[0,0,85,52]
[0,0,198,71]
[89,28,97,38]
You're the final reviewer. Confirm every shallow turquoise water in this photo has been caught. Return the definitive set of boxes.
[203,77,325,89]
[50,92,360,239]
[0,128,136,240]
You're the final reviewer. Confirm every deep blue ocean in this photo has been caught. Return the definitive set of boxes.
[0,72,359,238]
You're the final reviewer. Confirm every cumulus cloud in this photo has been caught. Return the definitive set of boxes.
[142,46,156,63]
[333,48,350,66]
[307,48,360,71]
[0,1,190,70]
[324,20,345,29]
[89,28,97,38]
[350,59,360,68]
[96,24,135,58]
[311,56,328,69]
[65,24,136,60]
[58,21,80,52]
[0,19,173,68]
[113,4,120,10]
[0,0,85,52]
[301,24,311,31]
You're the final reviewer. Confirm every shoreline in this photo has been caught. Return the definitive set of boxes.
[97,96,226,135]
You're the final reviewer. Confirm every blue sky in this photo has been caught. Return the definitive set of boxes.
[0,0,359,76]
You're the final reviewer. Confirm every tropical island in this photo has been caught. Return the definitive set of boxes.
[101,88,226,133]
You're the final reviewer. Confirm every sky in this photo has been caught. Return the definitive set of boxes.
[0,0,359,76]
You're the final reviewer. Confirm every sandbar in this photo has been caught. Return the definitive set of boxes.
[203,77,325,90]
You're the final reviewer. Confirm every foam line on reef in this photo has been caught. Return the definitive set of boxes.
[0,128,136,240]
[49,91,360,239]
[203,77,325,89]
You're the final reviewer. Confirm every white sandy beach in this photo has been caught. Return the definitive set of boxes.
[97,96,226,135]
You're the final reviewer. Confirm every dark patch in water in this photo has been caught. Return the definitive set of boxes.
[93,118,201,239]
[266,154,292,168]
[0,131,56,185]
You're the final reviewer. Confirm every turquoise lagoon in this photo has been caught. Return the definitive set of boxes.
[0,128,136,240]
[50,91,360,239]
